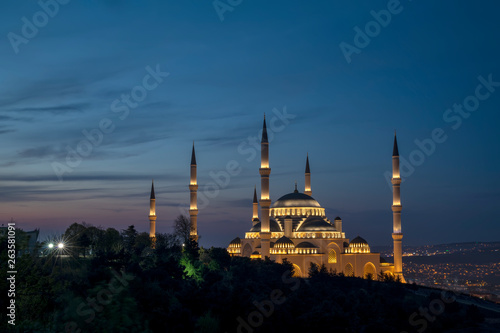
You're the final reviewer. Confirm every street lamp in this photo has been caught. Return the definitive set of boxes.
[48,243,54,249]
[58,243,64,249]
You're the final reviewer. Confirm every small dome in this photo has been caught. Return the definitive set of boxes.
[347,236,371,254]
[296,241,318,249]
[350,236,369,245]
[334,216,342,221]
[298,216,335,231]
[227,237,241,255]
[271,192,321,208]
[228,237,241,247]
[249,218,282,232]
[273,236,295,249]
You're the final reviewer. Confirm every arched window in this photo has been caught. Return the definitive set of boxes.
[345,263,354,277]
[242,244,252,257]
[364,262,376,279]
[292,264,302,277]
[328,249,337,263]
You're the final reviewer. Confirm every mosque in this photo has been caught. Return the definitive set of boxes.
[148,116,405,281]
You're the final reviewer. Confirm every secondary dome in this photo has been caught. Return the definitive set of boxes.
[295,241,318,249]
[346,236,371,254]
[350,236,368,245]
[273,236,295,249]
[227,237,241,255]
[271,192,321,208]
[229,237,241,246]
[297,216,335,231]
[249,219,282,232]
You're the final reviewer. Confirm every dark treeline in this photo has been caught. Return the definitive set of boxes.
[0,220,494,333]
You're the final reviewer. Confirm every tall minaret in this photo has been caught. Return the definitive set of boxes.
[304,153,312,196]
[252,186,259,226]
[149,180,156,246]
[391,132,405,282]
[189,143,198,242]
[259,115,271,259]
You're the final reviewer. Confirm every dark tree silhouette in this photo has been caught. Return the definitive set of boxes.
[173,215,192,245]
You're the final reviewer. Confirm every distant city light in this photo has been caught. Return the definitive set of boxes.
[48,243,54,249]
[58,243,64,249]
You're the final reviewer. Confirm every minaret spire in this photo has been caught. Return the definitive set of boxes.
[189,143,198,242]
[393,131,399,157]
[262,114,268,143]
[252,186,259,226]
[304,153,312,196]
[150,180,155,199]
[149,179,157,247]
[391,132,405,282]
[259,115,271,259]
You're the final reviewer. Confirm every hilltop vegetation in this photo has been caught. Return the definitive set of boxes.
[0,222,498,332]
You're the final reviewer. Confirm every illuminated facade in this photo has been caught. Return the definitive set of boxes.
[226,116,404,280]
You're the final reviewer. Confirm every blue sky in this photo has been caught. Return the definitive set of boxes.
[1,0,499,248]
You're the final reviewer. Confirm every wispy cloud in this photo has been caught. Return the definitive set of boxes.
[12,102,90,114]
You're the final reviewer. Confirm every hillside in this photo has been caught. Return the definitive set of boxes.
[1,233,499,332]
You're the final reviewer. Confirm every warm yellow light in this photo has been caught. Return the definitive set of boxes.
[58,243,64,249]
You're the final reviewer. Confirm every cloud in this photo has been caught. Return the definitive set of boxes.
[0,115,33,122]
[0,129,16,135]
[225,198,254,208]
[12,102,90,115]
[0,172,182,183]
[17,145,63,159]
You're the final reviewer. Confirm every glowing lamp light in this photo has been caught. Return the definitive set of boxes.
[58,243,64,249]
[48,243,54,249]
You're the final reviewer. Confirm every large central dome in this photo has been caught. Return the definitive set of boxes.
[271,192,321,208]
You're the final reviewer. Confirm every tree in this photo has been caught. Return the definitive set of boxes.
[154,233,178,251]
[64,222,90,257]
[135,232,152,254]
[173,215,192,245]
[122,225,138,253]
[85,226,104,256]
[308,262,320,277]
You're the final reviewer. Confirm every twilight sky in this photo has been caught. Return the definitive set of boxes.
[1,0,499,248]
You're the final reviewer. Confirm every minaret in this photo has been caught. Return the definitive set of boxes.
[252,186,259,226]
[259,115,271,259]
[391,132,405,282]
[304,153,312,196]
[149,180,156,247]
[189,143,198,242]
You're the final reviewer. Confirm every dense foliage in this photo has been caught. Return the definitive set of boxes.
[0,222,495,333]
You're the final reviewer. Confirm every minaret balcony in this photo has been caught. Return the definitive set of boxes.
[391,178,402,185]
[391,205,402,212]
[259,168,271,176]
[392,233,403,240]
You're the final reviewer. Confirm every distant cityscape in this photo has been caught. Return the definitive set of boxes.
[376,242,500,303]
